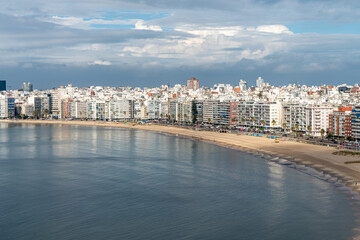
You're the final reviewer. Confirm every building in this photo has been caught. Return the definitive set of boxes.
[238,102,282,128]
[282,104,307,132]
[22,82,33,92]
[218,101,230,125]
[193,100,203,123]
[203,100,219,124]
[7,97,15,118]
[147,100,160,119]
[109,100,134,120]
[0,95,8,118]
[70,101,88,119]
[306,105,334,136]
[229,102,239,126]
[187,77,200,91]
[21,104,34,117]
[351,107,360,139]
[0,80,6,91]
[329,107,352,138]
[256,77,264,88]
[239,80,247,92]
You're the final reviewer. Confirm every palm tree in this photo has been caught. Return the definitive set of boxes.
[272,119,276,127]
[44,109,49,118]
[282,123,287,132]
[208,118,211,123]
[251,117,255,127]
[320,129,325,139]
[307,125,312,135]
[241,117,245,125]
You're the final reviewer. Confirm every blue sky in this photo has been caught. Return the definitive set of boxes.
[1,0,360,89]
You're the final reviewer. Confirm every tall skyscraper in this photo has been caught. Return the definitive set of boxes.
[22,82,33,92]
[0,80,6,91]
[187,77,200,91]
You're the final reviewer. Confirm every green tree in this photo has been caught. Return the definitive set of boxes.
[241,117,245,125]
[191,101,198,124]
[307,125,312,135]
[320,129,325,139]
[251,117,255,126]
[272,119,276,127]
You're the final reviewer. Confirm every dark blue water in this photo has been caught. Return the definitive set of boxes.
[0,123,358,239]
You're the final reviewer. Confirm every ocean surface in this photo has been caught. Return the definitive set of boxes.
[0,123,358,240]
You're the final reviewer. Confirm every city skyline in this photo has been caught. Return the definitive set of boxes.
[1,0,360,88]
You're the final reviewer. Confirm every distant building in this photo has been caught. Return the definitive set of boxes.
[256,77,264,88]
[187,77,200,91]
[22,82,33,92]
[0,95,8,118]
[7,98,15,118]
[0,80,6,91]
[351,107,360,139]
[239,80,247,91]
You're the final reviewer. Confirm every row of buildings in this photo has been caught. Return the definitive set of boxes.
[1,77,360,138]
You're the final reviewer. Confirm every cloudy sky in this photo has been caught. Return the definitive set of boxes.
[1,0,360,89]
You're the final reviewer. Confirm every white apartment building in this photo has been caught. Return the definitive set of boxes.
[109,100,134,120]
[70,101,88,119]
[282,104,307,132]
[88,101,106,120]
[0,95,8,118]
[147,100,160,119]
[160,101,169,119]
[21,104,34,117]
[203,100,219,124]
[306,105,335,136]
[133,100,142,119]
[238,102,282,128]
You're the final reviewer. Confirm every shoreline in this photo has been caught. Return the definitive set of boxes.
[2,120,360,188]
[2,119,360,238]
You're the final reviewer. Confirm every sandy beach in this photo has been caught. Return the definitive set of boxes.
[2,119,360,192]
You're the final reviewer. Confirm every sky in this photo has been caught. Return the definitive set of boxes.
[1,0,360,89]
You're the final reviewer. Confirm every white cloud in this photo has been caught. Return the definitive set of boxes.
[134,20,163,31]
[89,60,112,66]
[255,25,293,34]
[45,16,135,29]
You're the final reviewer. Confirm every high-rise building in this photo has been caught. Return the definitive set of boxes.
[0,95,8,118]
[7,98,15,117]
[256,77,264,88]
[351,107,360,139]
[187,77,200,91]
[22,82,33,92]
[239,80,247,91]
[306,105,334,136]
[0,80,6,91]
[329,107,352,137]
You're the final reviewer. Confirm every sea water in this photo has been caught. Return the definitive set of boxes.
[0,123,358,239]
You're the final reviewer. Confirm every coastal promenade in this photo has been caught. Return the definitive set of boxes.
[2,119,360,192]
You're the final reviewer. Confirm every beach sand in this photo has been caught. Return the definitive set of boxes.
[2,119,360,191]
